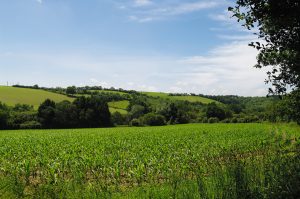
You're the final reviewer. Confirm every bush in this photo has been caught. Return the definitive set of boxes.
[111,112,127,125]
[231,117,238,123]
[221,118,231,123]
[0,110,9,129]
[201,117,208,123]
[208,117,219,123]
[130,118,142,127]
[141,113,166,126]
[20,121,42,129]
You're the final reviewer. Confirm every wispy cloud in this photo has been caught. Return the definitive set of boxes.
[134,0,152,7]
[174,40,268,96]
[125,1,224,22]
[36,0,42,4]
[0,39,268,96]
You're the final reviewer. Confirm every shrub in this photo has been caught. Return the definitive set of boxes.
[221,118,231,123]
[20,121,42,129]
[0,110,9,129]
[111,112,127,125]
[208,117,219,123]
[130,118,142,127]
[201,117,208,123]
[231,117,238,123]
[142,113,166,126]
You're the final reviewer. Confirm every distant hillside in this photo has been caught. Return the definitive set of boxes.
[0,86,73,108]
[142,92,218,104]
[108,100,129,114]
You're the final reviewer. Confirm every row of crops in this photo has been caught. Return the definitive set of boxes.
[0,123,299,198]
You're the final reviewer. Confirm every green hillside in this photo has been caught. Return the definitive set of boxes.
[142,92,218,104]
[0,86,73,108]
[108,100,129,114]
[90,90,128,95]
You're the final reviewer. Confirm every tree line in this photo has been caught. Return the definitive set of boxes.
[1,87,299,130]
[0,96,112,130]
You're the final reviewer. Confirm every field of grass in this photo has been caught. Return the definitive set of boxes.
[0,123,299,198]
[0,86,73,108]
[108,100,129,114]
[142,92,218,104]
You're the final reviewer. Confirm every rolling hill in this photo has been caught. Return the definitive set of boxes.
[0,86,74,108]
[142,92,218,104]
[0,86,218,114]
[108,100,129,114]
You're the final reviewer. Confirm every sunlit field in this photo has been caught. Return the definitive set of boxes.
[1,123,299,198]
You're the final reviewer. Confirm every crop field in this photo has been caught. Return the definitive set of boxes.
[0,86,73,109]
[142,92,218,104]
[0,123,299,198]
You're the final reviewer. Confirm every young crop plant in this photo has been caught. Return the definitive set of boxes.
[0,123,299,198]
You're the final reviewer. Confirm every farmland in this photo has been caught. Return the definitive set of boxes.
[142,92,218,104]
[0,123,299,198]
[108,100,130,114]
[0,86,73,109]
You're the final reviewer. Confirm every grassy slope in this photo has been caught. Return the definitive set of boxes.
[142,92,218,104]
[0,86,73,108]
[108,100,130,114]
[90,90,128,95]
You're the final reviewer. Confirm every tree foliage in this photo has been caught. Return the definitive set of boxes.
[229,0,300,93]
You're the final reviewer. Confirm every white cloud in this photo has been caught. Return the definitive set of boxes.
[164,1,219,15]
[1,40,268,96]
[36,0,42,4]
[127,1,224,22]
[129,15,154,23]
[175,40,268,96]
[134,0,152,7]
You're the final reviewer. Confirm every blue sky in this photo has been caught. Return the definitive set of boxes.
[0,0,268,96]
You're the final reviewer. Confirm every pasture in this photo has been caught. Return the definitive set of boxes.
[0,86,73,109]
[108,100,130,114]
[0,123,299,198]
[142,92,218,104]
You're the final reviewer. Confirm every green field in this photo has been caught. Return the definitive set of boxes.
[90,90,128,96]
[108,100,129,114]
[142,92,218,104]
[0,86,73,108]
[0,123,299,198]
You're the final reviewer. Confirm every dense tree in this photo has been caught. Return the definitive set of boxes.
[229,0,300,93]
[159,102,192,124]
[73,96,112,128]
[37,97,112,129]
[127,95,151,114]
[288,89,300,124]
[129,105,145,120]
[206,103,227,121]
[66,86,77,95]
[111,112,126,125]
[141,113,166,126]
[38,99,56,128]
[0,110,9,129]
[54,101,78,128]
[9,111,38,129]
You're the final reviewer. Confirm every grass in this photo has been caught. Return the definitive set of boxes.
[90,90,128,96]
[0,123,299,198]
[0,86,129,114]
[108,100,129,114]
[0,86,73,109]
[142,92,218,104]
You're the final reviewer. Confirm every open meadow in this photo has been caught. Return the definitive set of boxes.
[0,123,299,198]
